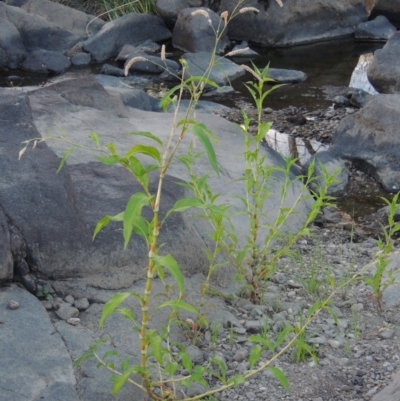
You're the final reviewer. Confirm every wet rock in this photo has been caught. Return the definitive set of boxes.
[83,13,171,62]
[156,0,205,27]
[172,7,230,54]
[367,31,400,94]
[355,16,396,41]
[0,211,13,283]
[227,41,259,58]
[100,63,125,77]
[22,49,71,75]
[268,68,307,84]
[120,89,161,112]
[370,0,400,28]
[71,52,90,66]
[14,259,29,277]
[21,274,36,293]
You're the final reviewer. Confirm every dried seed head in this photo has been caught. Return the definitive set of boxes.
[239,7,259,14]
[221,10,229,25]
[275,0,283,7]
[225,47,250,57]
[161,44,166,61]
[124,56,148,76]
[240,64,262,81]
[191,9,210,18]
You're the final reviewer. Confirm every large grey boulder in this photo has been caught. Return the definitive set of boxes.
[22,49,71,74]
[5,0,105,37]
[370,0,400,27]
[83,13,171,62]
[0,77,313,292]
[355,15,396,41]
[329,94,400,192]
[182,51,245,85]
[0,2,81,52]
[0,284,78,401]
[0,16,26,69]
[172,7,230,54]
[367,31,400,94]
[209,0,368,46]
[156,0,205,27]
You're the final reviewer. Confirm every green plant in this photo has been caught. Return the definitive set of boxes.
[351,309,360,341]
[36,284,54,301]
[19,2,350,400]
[99,0,156,19]
[365,192,400,310]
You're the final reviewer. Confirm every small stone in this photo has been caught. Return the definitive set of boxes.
[378,328,396,339]
[233,349,248,362]
[55,306,79,321]
[287,280,302,288]
[351,303,363,312]
[186,345,204,364]
[308,336,327,345]
[67,317,80,326]
[74,298,89,311]
[64,295,74,304]
[328,339,342,349]
[41,300,52,310]
[8,300,19,310]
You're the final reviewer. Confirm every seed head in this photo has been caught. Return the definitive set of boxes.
[124,56,148,76]
[239,7,259,14]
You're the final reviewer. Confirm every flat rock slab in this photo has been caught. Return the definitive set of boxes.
[372,369,400,401]
[0,284,78,401]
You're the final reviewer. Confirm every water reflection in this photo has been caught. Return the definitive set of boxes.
[348,53,378,94]
[265,129,328,165]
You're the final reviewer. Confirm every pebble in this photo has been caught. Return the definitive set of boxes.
[67,317,80,326]
[8,300,19,310]
[74,297,89,311]
[351,303,364,312]
[55,306,79,321]
[378,328,396,339]
[64,295,74,304]
[328,339,342,349]
[41,300,52,310]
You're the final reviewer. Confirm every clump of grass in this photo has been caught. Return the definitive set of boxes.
[99,0,157,19]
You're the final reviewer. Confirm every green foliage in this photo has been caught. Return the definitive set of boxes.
[98,0,157,19]
[365,192,400,309]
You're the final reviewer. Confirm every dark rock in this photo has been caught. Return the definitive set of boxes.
[14,259,29,277]
[0,210,13,282]
[100,63,126,77]
[227,41,259,58]
[303,151,349,196]
[21,273,36,293]
[31,77,130,118]
[182,51,245,85]
[156,0,205,27]
[370,0,400,28]
[329,94,400,192]
[0,16,27,69]
[172,7,230,54]
[120,89,161,112]
[268,68,307,83]
[124,50,180,74]
[355,15,396,41]
[71,52,90,66]
[22,49,71,74]
[7,0,105,37]
[0,2,81,52]
[83,13,171,62]
[209,0,367,47]
[350,88,373,108]
[286,115,307,126]
[367,31,400,94]
[115,44,136,61]
[136,39,161,53]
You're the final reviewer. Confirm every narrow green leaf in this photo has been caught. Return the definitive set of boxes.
[149,334,163,365]
[57,147,75,173]
[166,198,205,219]
[181,350,193,372]
[73,352,94,367]
[268,367,289,390]
[99,293,132,328]
[96,155,120,165]
[158,300,198,314]
[123,193,151,249]
[191,123,219,175]
[125,131,163,146]
[89,132,100,147]
[153,255,184,296]
[228,374,245,387]
[93,216,110,240]
[125,145,161,164]
[248,344,262,369]
[112,371,130,395]
[102,350,120,360]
